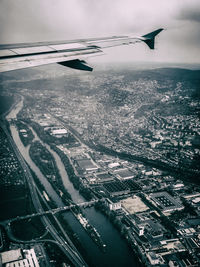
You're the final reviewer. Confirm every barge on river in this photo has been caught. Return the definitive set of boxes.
[75,212,106,251]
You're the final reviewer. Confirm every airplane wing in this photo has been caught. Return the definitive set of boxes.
[0,28,163,73]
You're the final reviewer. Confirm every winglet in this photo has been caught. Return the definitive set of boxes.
[141,28,163,49]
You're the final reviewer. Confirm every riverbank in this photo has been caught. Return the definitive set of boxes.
[0,94,15,116]
[3,93,142,266]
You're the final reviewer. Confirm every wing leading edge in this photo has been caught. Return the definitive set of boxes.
[0,28,163,73]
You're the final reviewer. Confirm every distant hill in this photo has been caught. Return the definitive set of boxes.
[0,66,200,97]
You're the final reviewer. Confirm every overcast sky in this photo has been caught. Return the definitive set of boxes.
[0,0,200,63]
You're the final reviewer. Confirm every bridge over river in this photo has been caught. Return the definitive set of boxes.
[0,199,102,226]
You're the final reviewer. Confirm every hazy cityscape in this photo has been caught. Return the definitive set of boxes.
[0,63,200,266]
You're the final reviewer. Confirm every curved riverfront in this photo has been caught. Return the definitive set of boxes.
[5,94,141,267]
[10,125,64,206]
[0,94,15,116]
[29,126,85,204]
[1,65,200,266]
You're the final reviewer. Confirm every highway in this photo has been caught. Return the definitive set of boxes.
[35,187,87,262]
[1,123,88,267]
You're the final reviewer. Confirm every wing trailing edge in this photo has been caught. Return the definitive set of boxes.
[0,28,163,73]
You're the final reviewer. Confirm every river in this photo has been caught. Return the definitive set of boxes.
[29,126,85,203]
[10,125,64,207]
[6,95,23,120]
[0,95,14,116]
[7,95,141,267]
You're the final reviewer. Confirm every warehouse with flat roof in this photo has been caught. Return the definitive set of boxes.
[0,248,39,267]
[76,158,98,172]
[150,191,183,213]
[115,168,134,180]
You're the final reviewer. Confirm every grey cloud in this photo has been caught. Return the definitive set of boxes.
[178,6,200,22]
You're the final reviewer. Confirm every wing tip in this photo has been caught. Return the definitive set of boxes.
[142,28,164,49]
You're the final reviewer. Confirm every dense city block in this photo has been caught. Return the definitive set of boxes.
[0,64,200,266]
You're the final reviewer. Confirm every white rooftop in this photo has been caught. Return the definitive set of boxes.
[52,129,67,135]
[0,249,22,264]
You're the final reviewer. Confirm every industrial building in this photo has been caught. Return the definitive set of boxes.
[150,191,184,213]
[76,158,98,173]
[95,172,114,183]
[105,198,121,211]
[147,252,164,265]
[48,127,68,138]
[0,248,39,267]
[114,168,134,180]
